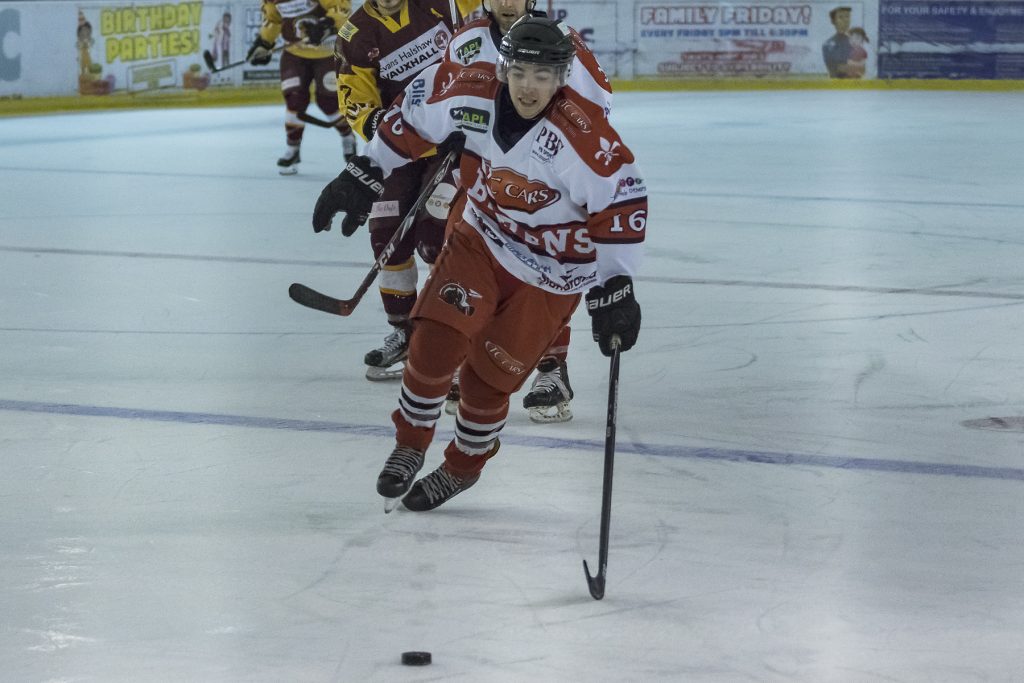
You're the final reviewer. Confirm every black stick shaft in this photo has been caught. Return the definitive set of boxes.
[584,338,621,600]
[288,147,459,317]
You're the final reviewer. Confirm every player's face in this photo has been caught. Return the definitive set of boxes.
[374,0,406,15]
[505,63,560,119]
[493,0,532,34]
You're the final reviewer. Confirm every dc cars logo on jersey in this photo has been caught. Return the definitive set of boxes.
[450,107,490,133]
[485,168,561,213]
[485,341,527,376]
[556,100,592,133]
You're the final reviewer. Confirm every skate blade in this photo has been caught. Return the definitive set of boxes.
[444,399,458,415]
[383,496,402,514]
[365,364,404,381]
[528,403,573,424]
[278,166,298,176]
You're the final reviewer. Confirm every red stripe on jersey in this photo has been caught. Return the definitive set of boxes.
[588,198,648,243]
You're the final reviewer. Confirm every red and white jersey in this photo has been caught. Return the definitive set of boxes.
[365,62,646,295]
[443,17,613,115]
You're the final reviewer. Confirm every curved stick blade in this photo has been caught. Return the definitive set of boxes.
[583,560,606,600]
[288,283,356,317]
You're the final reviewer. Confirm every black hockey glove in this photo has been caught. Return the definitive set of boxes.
[246,36,274,66]
[362,108,385,140]
[304,17,335,46]
[585,275,641,357]
[312,155,385,236]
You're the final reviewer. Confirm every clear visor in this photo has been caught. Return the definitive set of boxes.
[496,56,571,87]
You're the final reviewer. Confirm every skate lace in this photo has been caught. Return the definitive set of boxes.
[531,368,567,397]
[418,468,463,504]
[380,327,408,355]
[381,446,423,478]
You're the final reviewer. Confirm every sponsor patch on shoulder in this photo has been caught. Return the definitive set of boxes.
[457,68,494,83]
[556,99,592,133]
[338,21,358,41]
[450,106,491,133]
[455,37,483,64]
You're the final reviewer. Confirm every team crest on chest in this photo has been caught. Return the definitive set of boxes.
[486,167,561,213]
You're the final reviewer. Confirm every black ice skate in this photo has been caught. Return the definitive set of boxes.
[277,145,300,175]
[402,441,499,512]
[401,464,480,512]
[522,357,574,423]
[377,444,425,513]
[364,324,410,381]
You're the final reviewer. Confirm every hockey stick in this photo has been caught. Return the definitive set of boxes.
[203,47,338,128]
[296,111,337,129]
[202,43,289,73]
[289,147,459,317]
[583,335,621,600]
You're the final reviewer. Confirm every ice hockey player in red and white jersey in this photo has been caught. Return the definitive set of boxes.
[441,0,614,423]
[312,16,646,512]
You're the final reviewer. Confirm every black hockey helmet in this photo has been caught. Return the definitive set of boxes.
[496,16,575,85]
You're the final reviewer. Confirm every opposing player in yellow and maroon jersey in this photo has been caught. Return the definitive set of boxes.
[330,0,478,381]
[247,0,357,174]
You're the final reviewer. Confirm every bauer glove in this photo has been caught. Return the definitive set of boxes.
[246,37,274,66]
[586,275,641,356]
[312,155,385,236]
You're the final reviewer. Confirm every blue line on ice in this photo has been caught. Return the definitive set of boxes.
[3,399,1021,483]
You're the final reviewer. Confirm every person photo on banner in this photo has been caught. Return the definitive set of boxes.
[847,26,869,78]
[209,11,233,68]
[822,5,856,78]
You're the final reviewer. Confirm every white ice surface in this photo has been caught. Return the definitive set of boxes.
[1,90,1023,682]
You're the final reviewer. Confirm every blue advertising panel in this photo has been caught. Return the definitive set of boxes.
[878,1,1024,78]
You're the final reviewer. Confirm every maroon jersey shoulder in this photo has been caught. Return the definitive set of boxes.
[547,91,633,176]
[426,63,499,103]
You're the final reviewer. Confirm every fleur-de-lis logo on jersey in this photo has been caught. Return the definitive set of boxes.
[594,137,621,165]
[439,71,456,95]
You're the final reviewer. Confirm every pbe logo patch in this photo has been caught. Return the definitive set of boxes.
[438,282,478,316]
[485,341,526,376]
[450,106,490,133]
[455,37,482,64]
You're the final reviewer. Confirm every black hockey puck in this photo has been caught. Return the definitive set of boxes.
[401,651,432,666]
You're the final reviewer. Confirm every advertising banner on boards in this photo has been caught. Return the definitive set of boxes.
[878,0,1024,79]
